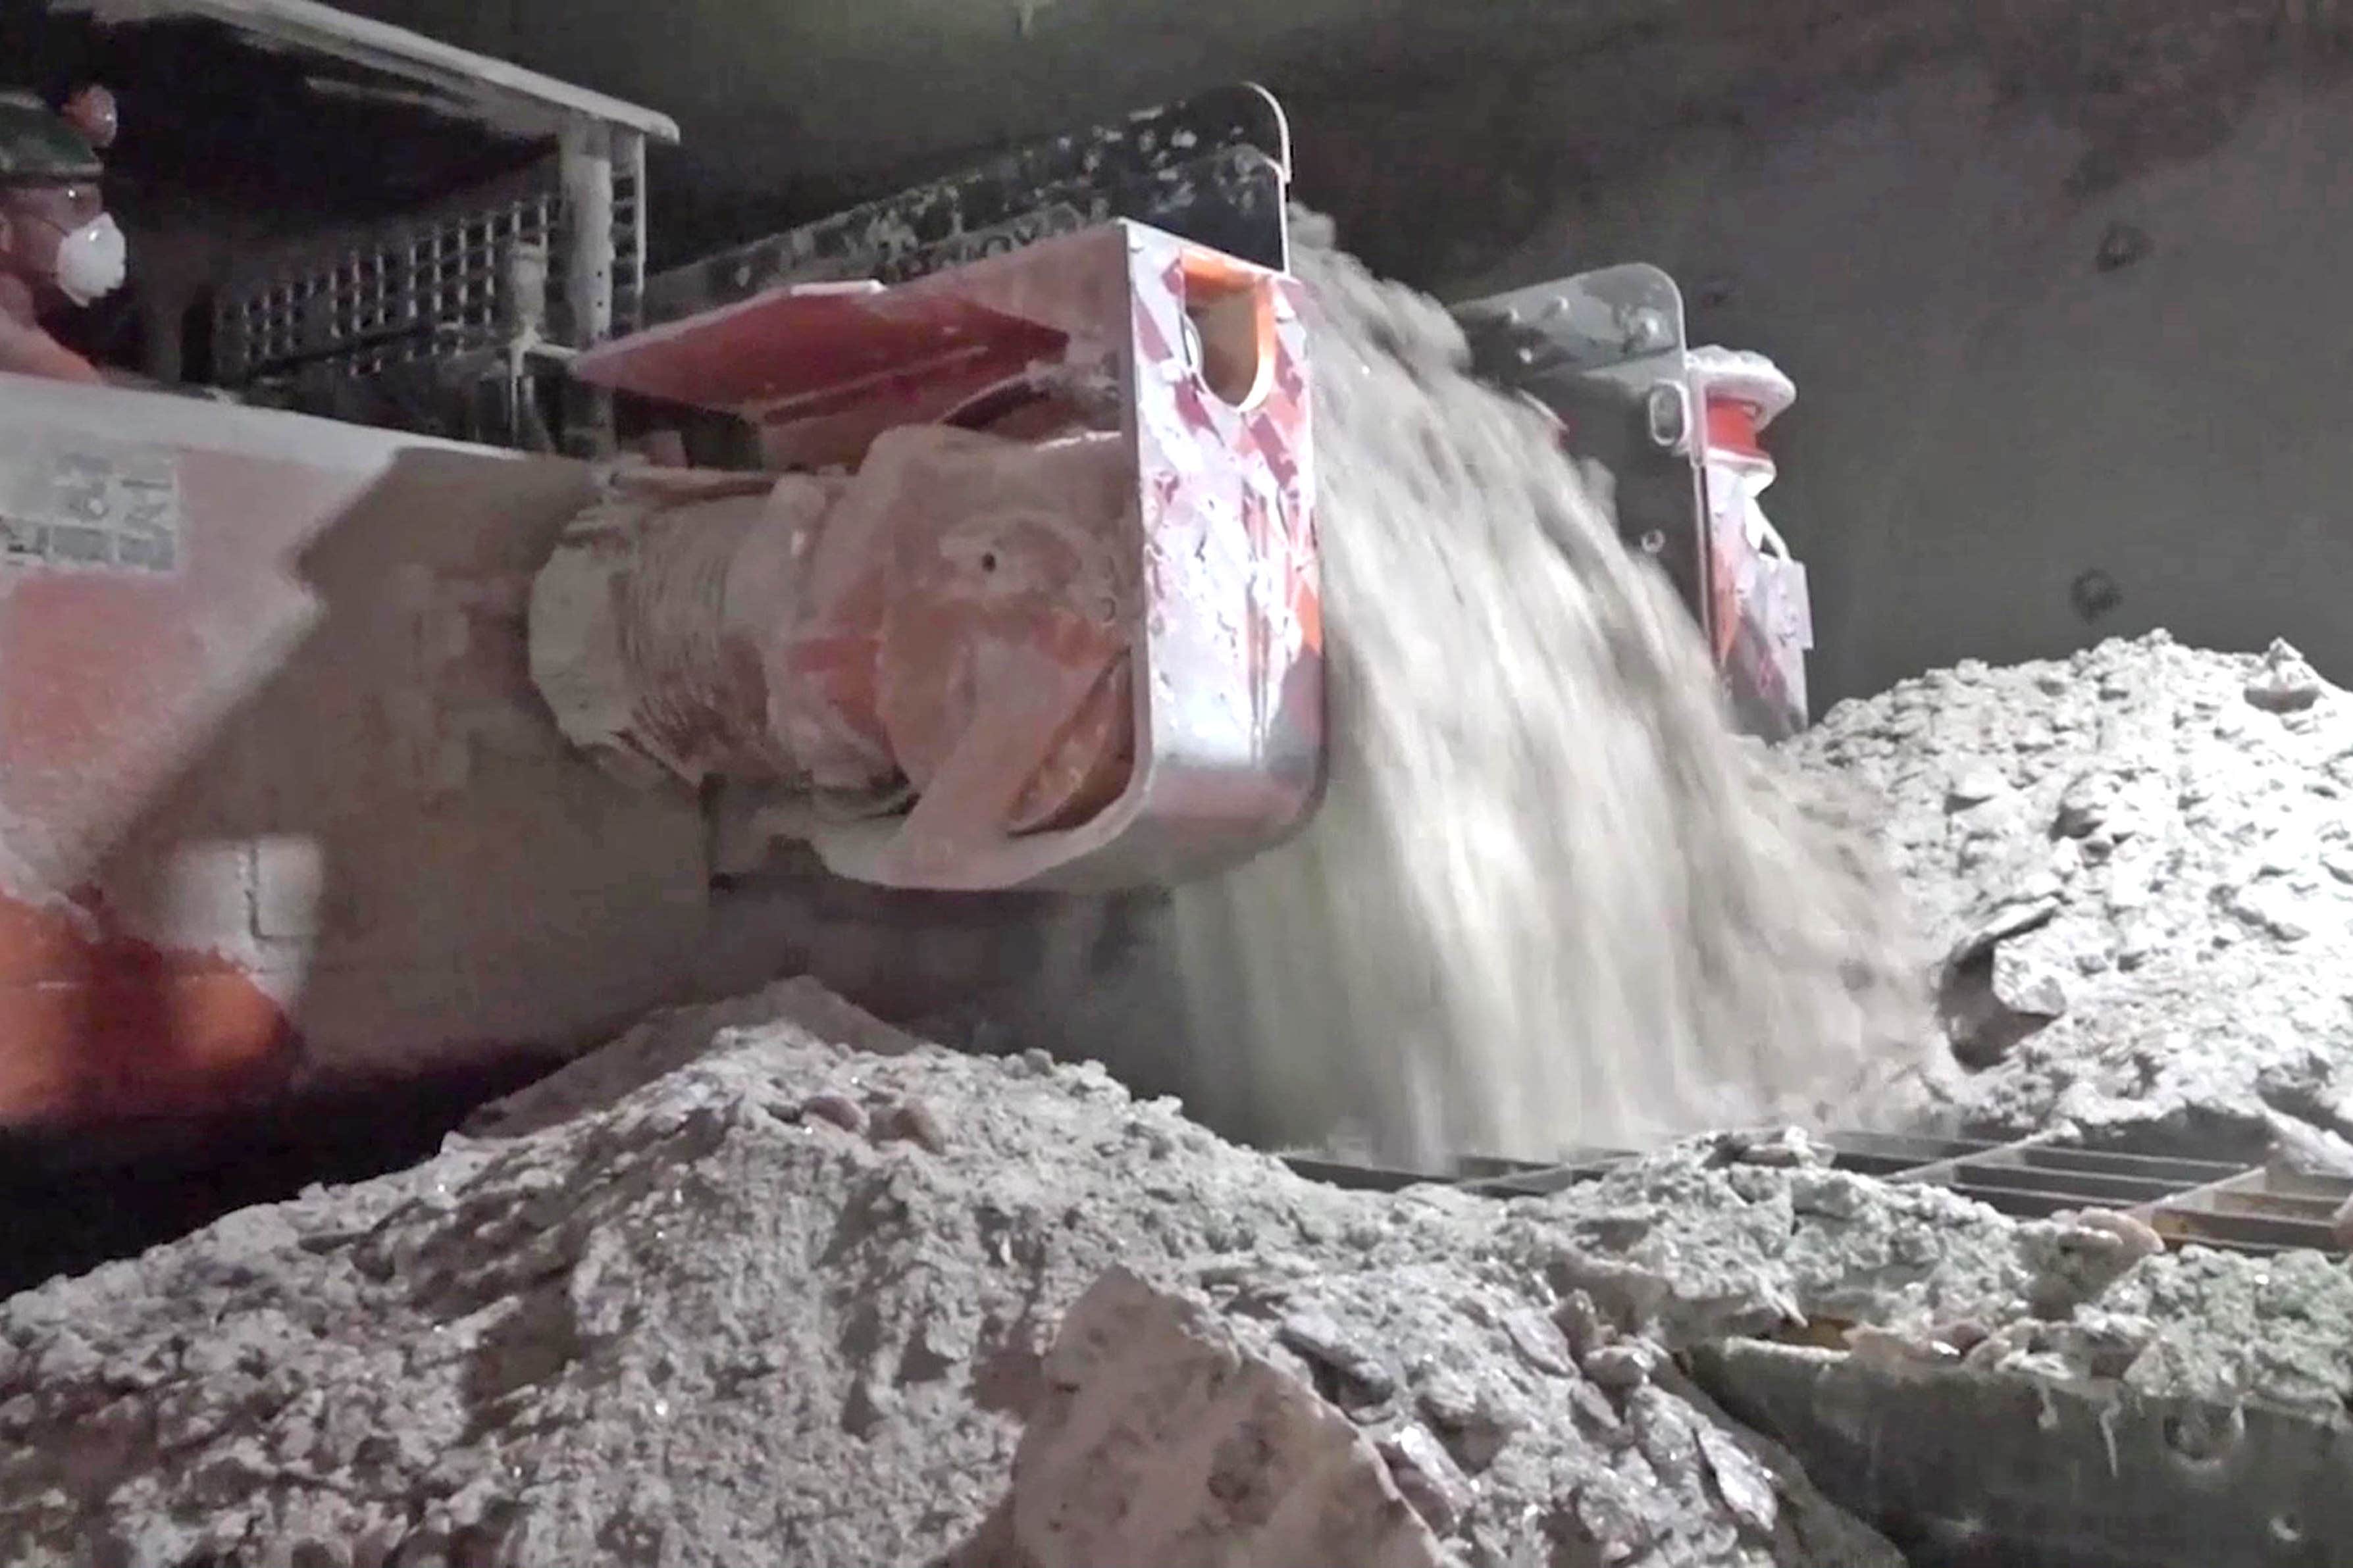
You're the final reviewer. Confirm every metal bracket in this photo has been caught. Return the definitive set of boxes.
[1455,265,1710,632]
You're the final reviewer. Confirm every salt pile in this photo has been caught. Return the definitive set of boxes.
[1788,631,2353,1150]
[0,982,1886,1567]
[14,976,2337,1568]
[1162,215,1930,1166]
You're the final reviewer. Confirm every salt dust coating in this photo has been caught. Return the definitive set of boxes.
[1787,631,2353,1150]
[1163,213,1931,1165]
[11,978,2339,1568]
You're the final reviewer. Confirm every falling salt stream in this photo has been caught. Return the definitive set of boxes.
[1165,215,1932,1167]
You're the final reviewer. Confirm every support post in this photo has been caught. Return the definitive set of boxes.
[559,116,616,454]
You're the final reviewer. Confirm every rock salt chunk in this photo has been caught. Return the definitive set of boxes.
[2245,639,2326,713]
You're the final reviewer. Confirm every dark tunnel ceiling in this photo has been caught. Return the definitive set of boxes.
[1,10,545,222]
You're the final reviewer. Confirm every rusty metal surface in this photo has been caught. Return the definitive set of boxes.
[529,465,852,790]
[547,220,1320,894]
[1288,1132,2350,1259]
[863,428,1135,872]
[572,282,1067,426]
[533,423,1147,876]
[2137,1165,2353,1257]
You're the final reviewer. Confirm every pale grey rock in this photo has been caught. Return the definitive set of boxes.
[1786,632,2353,1146]
[0,984,1915,1568]
[11,978,2353,1567]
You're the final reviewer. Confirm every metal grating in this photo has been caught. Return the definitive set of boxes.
[1285,1132,2353,1259]
[645,83,1289,325]
[610,144,645,338]
[215,167,564,390]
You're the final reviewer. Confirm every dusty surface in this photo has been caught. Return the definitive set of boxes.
[0,981,1879,1567]
[5,977,2341,1568]
[1162,214,1932,1167]
[1788,631,2353,1151]
[964,1267,1449,1568]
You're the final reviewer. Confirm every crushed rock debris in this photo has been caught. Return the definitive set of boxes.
[1787,631,2353,1150]
[3,980,2341,1567]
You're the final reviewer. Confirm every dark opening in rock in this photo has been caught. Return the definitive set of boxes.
[1936,947,2059,1071]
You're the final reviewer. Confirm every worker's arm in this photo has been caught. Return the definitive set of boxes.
[0,313,104,384]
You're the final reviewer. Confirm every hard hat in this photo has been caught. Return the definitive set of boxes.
[62,86,117,151]
[0,93,105,187]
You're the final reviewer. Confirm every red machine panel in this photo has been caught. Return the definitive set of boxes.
[0,384,830,1136]
[555,221,1322,891]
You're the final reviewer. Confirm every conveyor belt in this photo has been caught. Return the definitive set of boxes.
[1285,1130,2353,1259]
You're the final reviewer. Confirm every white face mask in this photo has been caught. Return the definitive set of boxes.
[53,213,125,306]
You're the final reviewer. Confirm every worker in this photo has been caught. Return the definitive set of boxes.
[0,87,126,384]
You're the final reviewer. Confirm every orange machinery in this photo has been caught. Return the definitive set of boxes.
[0,13,1805,1151]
